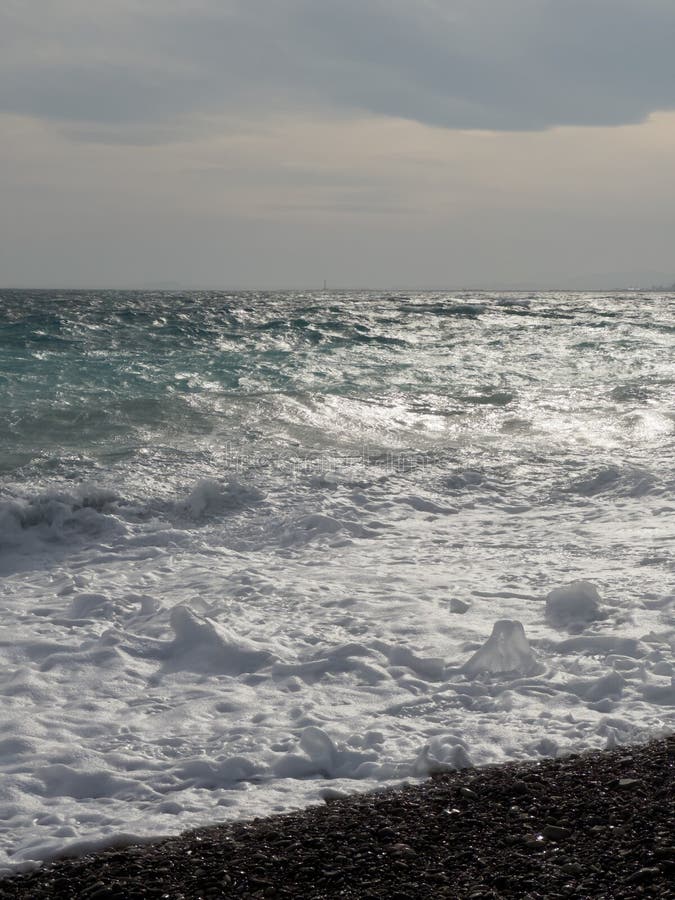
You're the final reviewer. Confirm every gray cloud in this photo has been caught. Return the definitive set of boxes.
[1,1,675,138]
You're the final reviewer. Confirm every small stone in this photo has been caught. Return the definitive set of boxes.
[542,824,573,841]
[625,867,661,885]
[523,833,546,849]
[249,877,274,889]
[390,842,416,857]
[561,863,584,876]
[617,778,641,789]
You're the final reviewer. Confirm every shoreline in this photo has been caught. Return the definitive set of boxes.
[1,735,672,898]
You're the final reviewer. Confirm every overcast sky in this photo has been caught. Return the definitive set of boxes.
[2,1,675,288]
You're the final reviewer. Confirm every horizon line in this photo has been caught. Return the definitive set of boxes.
[1,284,673,293]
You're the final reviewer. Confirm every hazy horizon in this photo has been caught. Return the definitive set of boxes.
[3,279,674,292]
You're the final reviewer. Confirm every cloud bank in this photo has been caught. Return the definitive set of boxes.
[2,1,674,138]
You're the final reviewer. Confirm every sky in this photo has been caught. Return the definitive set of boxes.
[2,0,675,289]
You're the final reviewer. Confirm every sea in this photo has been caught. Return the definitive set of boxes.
[0,289,673,871]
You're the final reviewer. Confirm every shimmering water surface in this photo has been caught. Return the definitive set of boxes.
[1,290,673,870]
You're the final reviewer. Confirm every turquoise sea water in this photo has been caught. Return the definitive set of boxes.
[2,289,673,488]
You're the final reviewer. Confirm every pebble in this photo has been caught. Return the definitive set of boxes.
[523,834,545,849]
[624,866,661,884]
[510,781,529,796]
[542,824,573,841]
[390,843,416,857]
[617,777,642,788]
[561,863,584,876]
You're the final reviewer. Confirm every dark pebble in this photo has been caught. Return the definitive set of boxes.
[460,787,478,799]
[624,866,662,884]
[542,824,573,841]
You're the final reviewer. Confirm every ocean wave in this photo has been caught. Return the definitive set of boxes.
[0,485,122,545]
[0,477,266,556]
[561,464,662,499]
